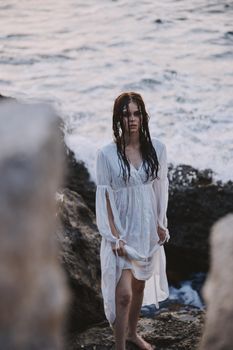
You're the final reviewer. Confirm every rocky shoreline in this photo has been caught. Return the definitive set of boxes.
[56,136,232,349]
[67,307,205,350]
[1,95,232,349]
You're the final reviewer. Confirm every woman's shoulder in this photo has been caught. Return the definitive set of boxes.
[97,140,116,157]
[151,137,166,154]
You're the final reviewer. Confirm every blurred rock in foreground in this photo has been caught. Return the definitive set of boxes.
[200,214,233,350]
[0,101,69,350]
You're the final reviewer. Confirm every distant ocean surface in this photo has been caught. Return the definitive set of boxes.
[1,0,233,182]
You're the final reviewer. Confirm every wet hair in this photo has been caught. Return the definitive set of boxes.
[112,91,159,183]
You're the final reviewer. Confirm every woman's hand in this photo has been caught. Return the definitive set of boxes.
[111,240,126,256]
[157,226,167,245]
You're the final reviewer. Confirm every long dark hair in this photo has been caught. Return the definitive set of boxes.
[112,92,159,182]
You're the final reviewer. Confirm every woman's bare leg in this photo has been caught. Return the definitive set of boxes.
[128,277,145,335]
[127,277,153,350]
[114,269,132,350]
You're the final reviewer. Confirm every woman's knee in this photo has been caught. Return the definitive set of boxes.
[116,290,132,308]
[132,279,145,294]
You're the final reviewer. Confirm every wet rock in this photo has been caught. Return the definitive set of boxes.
[165,164,233,281]
[67,307,205,350]
[200,214,233,350]
[0,102,69,350]
[63,146,96,213]
[56,188,104,334]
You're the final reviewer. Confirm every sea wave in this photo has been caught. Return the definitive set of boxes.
[0,0,232,182]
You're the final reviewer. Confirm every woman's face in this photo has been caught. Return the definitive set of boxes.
[122,101,141,135]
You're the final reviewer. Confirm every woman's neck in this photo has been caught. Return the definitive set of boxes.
[124,133,140,148]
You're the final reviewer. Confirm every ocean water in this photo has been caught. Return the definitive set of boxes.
[169,272,206,309]
[0,0,233,182]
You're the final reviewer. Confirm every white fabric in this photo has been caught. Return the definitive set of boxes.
[95,137,170,325]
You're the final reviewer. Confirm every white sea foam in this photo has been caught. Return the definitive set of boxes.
[0,0,232,182]
[169,281,204,309]
[65,125,232,183]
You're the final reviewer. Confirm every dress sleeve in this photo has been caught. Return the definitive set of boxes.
[95,149,125,243]
[152,144,169,236]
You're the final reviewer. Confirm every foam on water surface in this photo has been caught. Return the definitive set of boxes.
[0,0,232,182]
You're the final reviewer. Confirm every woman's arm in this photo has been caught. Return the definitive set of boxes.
[105,191,125,256]
[95,148,126,254]
[105,191,119,239]
[152,143,170,244]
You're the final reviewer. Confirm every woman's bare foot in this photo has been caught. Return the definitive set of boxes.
[126,333,154,350]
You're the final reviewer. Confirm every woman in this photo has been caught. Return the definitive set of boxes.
[95,92,169,350]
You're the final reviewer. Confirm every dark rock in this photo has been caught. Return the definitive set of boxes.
[63,146,96,213]
[66,307,205,350]
[56,119,96,214]
[166,164,233,282]
[56,188,104,334]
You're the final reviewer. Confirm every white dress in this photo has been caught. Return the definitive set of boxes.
[95,137,170,325]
